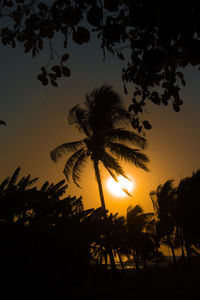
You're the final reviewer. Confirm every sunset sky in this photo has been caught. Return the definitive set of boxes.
[0,36,200,216]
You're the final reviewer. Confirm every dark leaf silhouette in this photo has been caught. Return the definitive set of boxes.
[62,66,71,77]
[0,120,6,126]
[87,6,102,27]
[143,120,152,130]
[1,0,199,128]
[73,26,90,45]
[61,53,69,62]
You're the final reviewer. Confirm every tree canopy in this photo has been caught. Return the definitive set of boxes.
[1,0,200,132]
[50,85,149,205]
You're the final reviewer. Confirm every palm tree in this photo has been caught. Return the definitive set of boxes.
[50,85,149,270]
[176,170,200,266]
[150,180,179,272]
[126,205,154,270]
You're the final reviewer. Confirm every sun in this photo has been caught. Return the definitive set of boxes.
[106,175,135,197]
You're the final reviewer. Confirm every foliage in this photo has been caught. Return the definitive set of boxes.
[0,120,6,126]
[50,85,149,272]
[50,85,149,190]
[1,167,200,287]
[150,170,200,269]
[0,167,100,286]
[1,1,199,132]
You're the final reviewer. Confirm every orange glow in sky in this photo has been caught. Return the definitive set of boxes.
[0,38,200,217]
[107,175,135,197]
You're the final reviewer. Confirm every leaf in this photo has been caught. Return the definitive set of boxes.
[51,65,60,73]
[61,53,69,61]
[104,0,118,12]
[41,77,49,86]
[62,66,71,77]
[181,78,186,86]
[87,6,102,27]
[50,79,58,87]
[38,2,47,10]
[0,120,6,126]
[128,104,134,112]
[72,27,90,44]
[37,74,48,85]
[11,40,16,48]
[48,72,57,80]
[51,65,62,77]
[138,126,142,134]
[131,118,139,129]
[117,52,124,60]
[143,120,152,130]
[177,71,184,79]
[37,74,43,81]
[38,38,43,50]
[123,85,128,95]
[173,103,180,112]
[41,66,47,75]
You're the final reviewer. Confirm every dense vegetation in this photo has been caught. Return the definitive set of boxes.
[1,85,199,295]
[1,0,200,132]
[1,167,200,290]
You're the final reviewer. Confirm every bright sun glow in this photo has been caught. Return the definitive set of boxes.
[107,175,135,197]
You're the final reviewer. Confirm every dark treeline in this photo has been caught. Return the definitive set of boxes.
[0,167,200,290]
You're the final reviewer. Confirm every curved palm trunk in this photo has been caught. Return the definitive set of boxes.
[93,160,116,272]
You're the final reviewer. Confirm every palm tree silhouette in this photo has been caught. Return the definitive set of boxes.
[50,85,149,270]
[150,180,178,272]
[126,204,154,270]
[51,85,149,209]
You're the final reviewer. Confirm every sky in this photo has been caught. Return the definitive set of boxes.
[0,34,200,216]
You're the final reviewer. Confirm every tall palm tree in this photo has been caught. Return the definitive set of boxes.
[50,85,149,269]
[51,85,149,210]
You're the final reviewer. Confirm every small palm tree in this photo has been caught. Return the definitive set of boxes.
[150,180,178,272]
[50,85,149,212]
[50,85,149,270]
[126,205,154,270]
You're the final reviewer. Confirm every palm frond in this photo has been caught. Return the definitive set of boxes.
[49,179,68,197]
[100,151,127,178]
[122,187,132,197]
[127,204,143,215]
[0,177,10,192]
[103,165,118,181]
[50,140,84,162]
[63,148,86,181]
[127,205,145,232]
[68,104,91,137]
[149,190,159,213]
[106,128,147,150]
[72,152,88,188]
[40,181,49,192]
[8,167,21,189]
[106,142,150,172]
[52,179,66,192]
[111,106,131,127]
[88,85,121,109]
[17,175,38,190]
[84,85,128,134]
